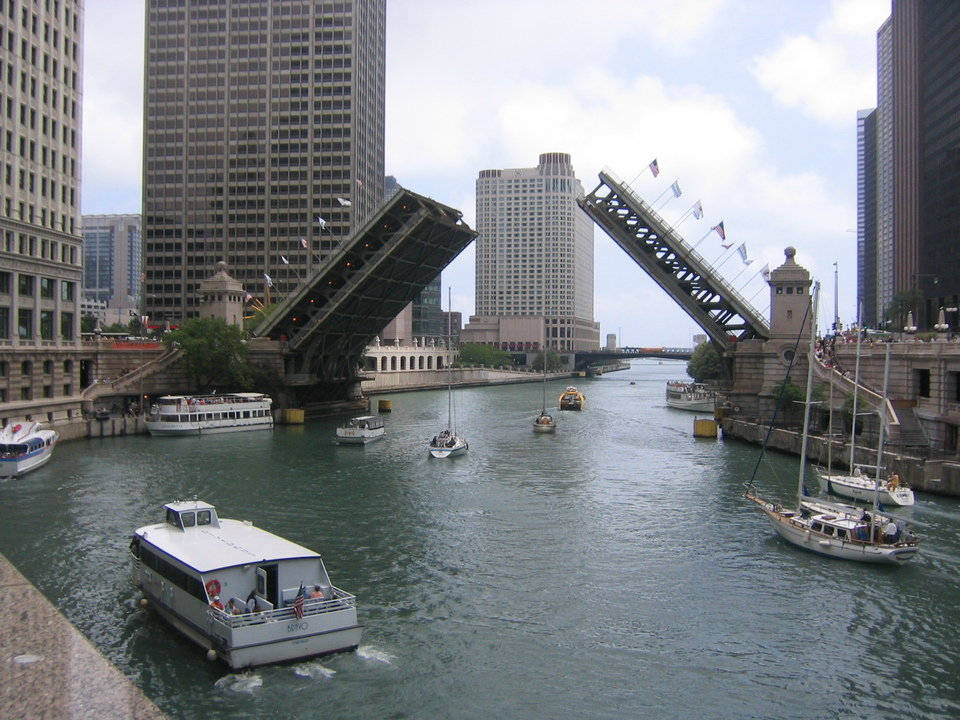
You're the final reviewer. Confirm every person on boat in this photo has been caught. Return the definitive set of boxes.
[882,521,899,544]
[310,585,326,599]
[228,598,245,615]
[210,595,225,611]
[887,473,900,490]
[245,590,258,613]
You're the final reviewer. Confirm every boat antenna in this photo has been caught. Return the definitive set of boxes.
[796,282,820,503]
[744,286,813,491]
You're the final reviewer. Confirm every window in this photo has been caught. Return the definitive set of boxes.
[916,369,931,398]
[18,308,33,338]
[40,310,53,339]
[18,274,34,296]
[59,311,73,340]
[40,277,54,298]
[60,280,74,301]
[0,271,9,293]
[21,360,32,375]
[181,512,196,527]
[197,510,212,525]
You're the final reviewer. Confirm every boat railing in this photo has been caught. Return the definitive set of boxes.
[209,587,356,629]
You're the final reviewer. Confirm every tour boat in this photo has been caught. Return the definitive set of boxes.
[744,284,919,565]
[336,415,385,445]
[558,386,585,411]
[130,500,362,669]
[145,393,273,436]
[665,381,717,412]
[0,421,58,478]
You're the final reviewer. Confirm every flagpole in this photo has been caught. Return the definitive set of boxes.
[628,158,658,186]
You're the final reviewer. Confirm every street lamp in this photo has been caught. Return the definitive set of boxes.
[903,310,917,334]
[933,307,949,333]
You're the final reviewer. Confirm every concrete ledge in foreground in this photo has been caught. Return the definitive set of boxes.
[0,552,167,720]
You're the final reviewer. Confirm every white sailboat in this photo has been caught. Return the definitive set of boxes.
[428,288,468,458]
[533,326,556,433]
[745,283,920,564]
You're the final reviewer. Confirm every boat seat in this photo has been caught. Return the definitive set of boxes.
[254,597,273,612]
[280,587,302,606]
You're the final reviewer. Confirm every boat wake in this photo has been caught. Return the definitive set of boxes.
[356,645,394,664]
[214,673,263,694]
[293,660,337,679]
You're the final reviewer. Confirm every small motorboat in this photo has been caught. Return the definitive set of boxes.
[336,415,385,445]
[558,386,585,411]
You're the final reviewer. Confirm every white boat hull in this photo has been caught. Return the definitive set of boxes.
[336,429,385,445]
[146,419,273,436]
[821,473,915,506]
[747,494,918,564]
[0,444,55,477]
[532,422,556,433]
[665,397,716,413]
[428,437,468,458]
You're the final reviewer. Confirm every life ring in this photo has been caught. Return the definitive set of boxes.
[205,579,221,597]
[12,424,21,433]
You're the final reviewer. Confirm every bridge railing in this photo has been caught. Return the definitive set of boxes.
[598,167,769,336]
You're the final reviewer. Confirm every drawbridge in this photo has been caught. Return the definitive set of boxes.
[579,169,769,351]
[253,188,476,386]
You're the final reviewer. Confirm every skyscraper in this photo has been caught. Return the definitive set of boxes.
[142,0,385,323]
[82,214,142,308]
[857,109,878,328]
[0,0,85,417]
[860,1,960,329]
[465,153,599,353]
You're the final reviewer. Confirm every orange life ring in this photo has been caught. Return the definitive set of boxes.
[205,579,221,597]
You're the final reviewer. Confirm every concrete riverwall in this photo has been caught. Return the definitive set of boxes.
[0,552,168,720]
[721,417,960,497]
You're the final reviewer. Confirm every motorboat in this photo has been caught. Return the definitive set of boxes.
[336,415,385,445]
[145,393,273,436]
[665,381,717,412]
[558,386,585,411]
[533,411,557,433]
[744,283,919,565]
[130,500,361,669]
[532,336,557,433]
[0,421,58,478]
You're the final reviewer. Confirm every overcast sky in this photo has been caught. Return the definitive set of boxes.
[81,0,891,347]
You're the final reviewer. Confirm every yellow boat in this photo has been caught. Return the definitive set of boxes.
[558,386,585,411]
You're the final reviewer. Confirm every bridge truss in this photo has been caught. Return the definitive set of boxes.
[253,188,476,384]
[579,170,769,351]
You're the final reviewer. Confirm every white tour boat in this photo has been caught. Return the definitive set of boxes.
[145,393,274,436]
[130,500,362,669]
[336,415,385,445]
[0,421,59,478]
[665,381,717,412]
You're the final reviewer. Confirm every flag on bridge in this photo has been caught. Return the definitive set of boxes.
[280,256,289,265]
[292,584,305,619]
[737,243,749,264]
[337,197,352,207]
[670,181,682,198]
[712,221,726,240]
[263,273,273,287]
[316,216,326,231]
[760,263,771,281]
[692,201,703,219]
[300,237,308,249]
[721,242,733,249]
[649,158,659,177]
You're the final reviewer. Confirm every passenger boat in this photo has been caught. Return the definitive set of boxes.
[665,381,717,412]
[130,500,362,669]
[558,386,585,411]
[744,284,919,565]
[0,421,58,478]
[145,393,273,436]
[820,465,915,507]
[336,415,385,445]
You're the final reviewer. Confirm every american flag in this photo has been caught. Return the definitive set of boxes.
[292,585,305,619]
[712,221,726,240]
[649,158,659,177]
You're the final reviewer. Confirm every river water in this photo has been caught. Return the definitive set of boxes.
[1,359,958,720]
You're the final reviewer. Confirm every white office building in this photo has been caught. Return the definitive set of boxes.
[464,152,599,354]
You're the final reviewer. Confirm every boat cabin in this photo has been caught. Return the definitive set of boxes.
[342,415,384,430]
[164,501,221,530]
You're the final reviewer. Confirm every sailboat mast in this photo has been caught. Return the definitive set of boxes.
[797,282,820,502]
[872,343,891,513]
[848,318,863,472]
[447,286,453,432]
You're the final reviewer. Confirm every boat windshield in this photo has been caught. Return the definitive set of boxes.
[0,444,28,456]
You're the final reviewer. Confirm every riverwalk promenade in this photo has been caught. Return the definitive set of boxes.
[0,552,167,720]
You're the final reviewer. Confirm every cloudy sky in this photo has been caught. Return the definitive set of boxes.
[81,0,891,347]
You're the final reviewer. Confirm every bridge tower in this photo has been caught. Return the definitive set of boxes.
[767,247,813,341]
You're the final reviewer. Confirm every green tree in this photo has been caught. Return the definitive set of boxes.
[457,343,514,367]
[81,314,97,333]
[686,342,724,382]
[770,379,805,410]
[164,317,251,390]
[885,289,922,329]
[530,350,562,371]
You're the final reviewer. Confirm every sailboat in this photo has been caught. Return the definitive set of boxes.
[533,331,557,433]
[744,283,920,564]
[428,288,468,458]
[818,331,914,506]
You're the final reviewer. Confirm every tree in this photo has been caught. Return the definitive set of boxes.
[770,379,805,410]
[686,342,724,382]
[885,289,922,329]
[81,314,97,333]
[164,317,251,390]
[530,350,562,372]
[456,343,514,368]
